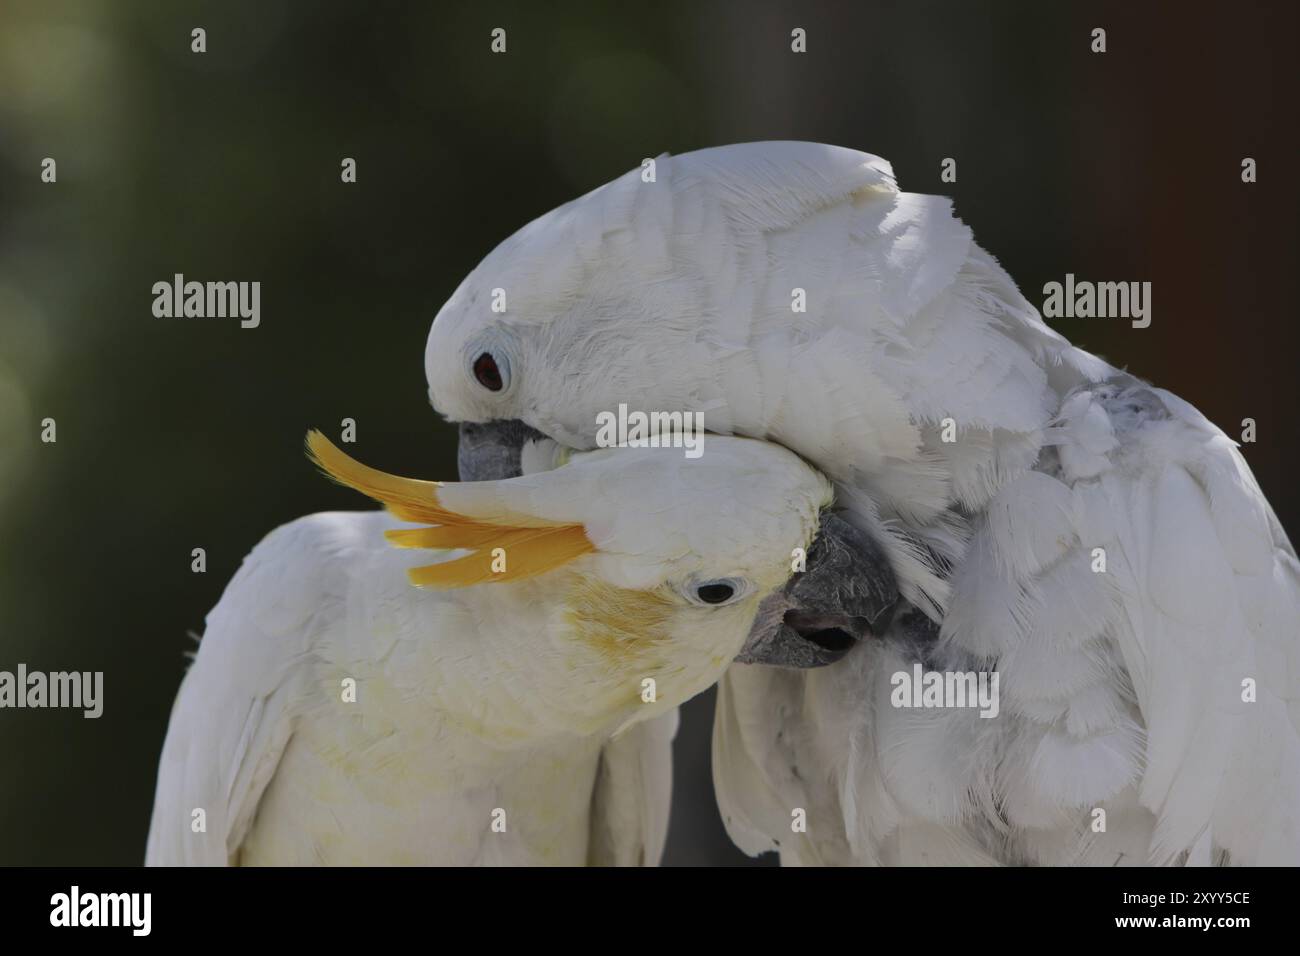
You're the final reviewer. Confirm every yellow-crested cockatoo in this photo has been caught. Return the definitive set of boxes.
[144,428,890,865]
[425,141,1300,866]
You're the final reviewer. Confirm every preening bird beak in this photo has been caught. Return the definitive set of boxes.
[457,420,549,481]
[736,511,899,668]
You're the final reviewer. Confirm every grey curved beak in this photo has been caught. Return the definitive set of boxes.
[735,512,899,668]
[457,420,548,481]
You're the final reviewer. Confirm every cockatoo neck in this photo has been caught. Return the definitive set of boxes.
[426,572,729,745]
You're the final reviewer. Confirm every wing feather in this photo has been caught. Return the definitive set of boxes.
[586,709,680,865]
[145,516,340,865]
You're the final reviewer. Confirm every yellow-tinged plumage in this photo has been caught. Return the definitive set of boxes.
[384,525,513,549]
[562,573,676,666]
[305,430,594,588]
[406,525,595,588]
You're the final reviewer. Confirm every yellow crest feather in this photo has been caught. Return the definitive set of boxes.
[305,430,594,588]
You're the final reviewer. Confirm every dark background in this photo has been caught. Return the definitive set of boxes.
[0,0,1294,865]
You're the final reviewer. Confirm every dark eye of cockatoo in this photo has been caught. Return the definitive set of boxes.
[695,581,738,604]
[472,351,506,392]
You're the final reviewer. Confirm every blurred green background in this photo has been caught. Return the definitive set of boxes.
[0,0,1295,865]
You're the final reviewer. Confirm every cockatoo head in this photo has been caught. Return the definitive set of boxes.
[308,431,897,730]
[424,142,900,449]
[424,143,909,666]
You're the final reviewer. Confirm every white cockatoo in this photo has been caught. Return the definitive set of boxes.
[425,141,1300,866]
[144,428,885,865]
